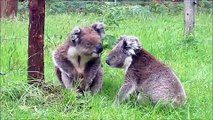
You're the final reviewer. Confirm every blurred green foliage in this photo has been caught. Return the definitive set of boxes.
[18,1,212,15]
[17,0,212,49]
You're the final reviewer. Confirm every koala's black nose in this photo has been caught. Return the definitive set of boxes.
[105,57,110,65]
[96,43,103,54]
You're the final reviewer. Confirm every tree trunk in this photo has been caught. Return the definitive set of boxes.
[0,0,18,18]
[28,0,45,86]
[184,0,197,35]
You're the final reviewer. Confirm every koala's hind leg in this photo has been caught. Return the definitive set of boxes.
[89,68,103,94]
[61,72,73,88]
[137,92,150,105]
[113,82,136,106]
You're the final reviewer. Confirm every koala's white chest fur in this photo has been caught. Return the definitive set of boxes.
[123,56,133,73]
[67,46,92,74]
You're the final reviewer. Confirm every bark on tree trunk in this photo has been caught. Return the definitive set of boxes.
[184,0,197,35]
[0,0,18,18]
[28,0,45,85]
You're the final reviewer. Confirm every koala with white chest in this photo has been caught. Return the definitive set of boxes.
[106,35,186,105]
[52,23,105,94]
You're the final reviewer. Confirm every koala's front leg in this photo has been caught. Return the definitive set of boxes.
[54,58,76,88]
[80,59,101,91]
[113,82,136,106]
[89,68,103,94]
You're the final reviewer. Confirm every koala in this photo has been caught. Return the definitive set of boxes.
[106,35,186,106]
[52,22,105,94]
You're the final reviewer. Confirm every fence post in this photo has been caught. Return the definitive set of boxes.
[0,0,18,19]
[28,0,45,86]
[184,0,197,35]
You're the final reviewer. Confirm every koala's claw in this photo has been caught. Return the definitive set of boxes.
[112,100,119,107]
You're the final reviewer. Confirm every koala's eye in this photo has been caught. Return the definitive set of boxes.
[112,55,116,59]
[85,43,92,47]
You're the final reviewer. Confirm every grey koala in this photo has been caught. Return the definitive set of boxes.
[106,35,186,106]
[52,22,105,94]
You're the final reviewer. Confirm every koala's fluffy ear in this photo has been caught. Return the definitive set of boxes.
[92,22,105,38]
[117,35,126,44]
[70,27,81,45]
[122,35,141,55]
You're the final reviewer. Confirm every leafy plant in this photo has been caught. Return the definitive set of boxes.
[150,3,169,14]
[167,2,183,14]
[101,6,124,28]
[130,5,153,19]
[102,35,117,49]
[47,2,67,14]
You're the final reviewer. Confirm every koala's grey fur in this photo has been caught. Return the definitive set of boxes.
[106,35,186,105]
[52,23,105,94]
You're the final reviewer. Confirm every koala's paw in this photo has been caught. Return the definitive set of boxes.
[112,100,120,107]
[65,72,74,78]
[76,88,84,97]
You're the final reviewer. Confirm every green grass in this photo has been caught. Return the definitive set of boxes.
[0,12,212,120]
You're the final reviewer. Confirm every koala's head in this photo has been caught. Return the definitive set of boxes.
[69,22,105,56]
[106,35,141,68]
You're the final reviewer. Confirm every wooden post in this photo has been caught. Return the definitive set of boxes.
[28,0,45,85]
[184,0,197,35]
[0,0,18,18]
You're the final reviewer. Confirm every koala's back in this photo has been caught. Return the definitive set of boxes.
[141,68,186,105]
[127,49,186,105]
